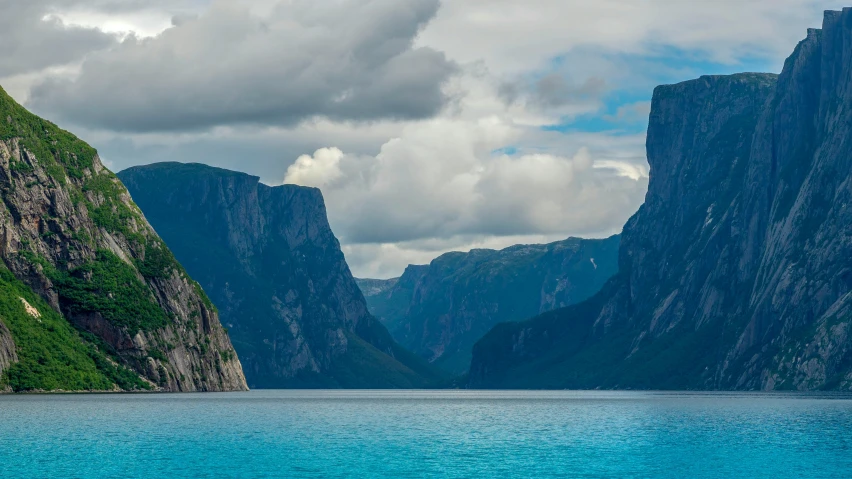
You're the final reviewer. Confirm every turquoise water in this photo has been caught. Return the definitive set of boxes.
[1,390,851,478]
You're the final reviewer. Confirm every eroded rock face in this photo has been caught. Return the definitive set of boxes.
[0,320,17,390]
[0,88,247,392]
[357,236,620,374]
[469,10,852,391]
[119,163,441,388]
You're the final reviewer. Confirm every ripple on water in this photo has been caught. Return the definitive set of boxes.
[0,390,851,478]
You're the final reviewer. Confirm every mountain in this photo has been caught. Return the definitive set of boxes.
[357,236,620,374]
[357,272,421,333]
[118,163,445,389]
[0,87,247,392]
[469,10,852,391]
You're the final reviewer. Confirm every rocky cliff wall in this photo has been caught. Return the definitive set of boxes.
[0,88,247,392]
[119,163,442,388]
[469,10,852,391]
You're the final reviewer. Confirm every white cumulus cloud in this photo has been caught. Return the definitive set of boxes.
[285,147,345,188]
[282,77,648,254]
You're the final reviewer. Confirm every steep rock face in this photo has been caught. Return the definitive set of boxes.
[0,88,246,392]
[0,320,16,389]
[356,277,400,299]
[358,266,427,333]
[470,10,852,391]
[119,163,442,388]
[358,236,619,374]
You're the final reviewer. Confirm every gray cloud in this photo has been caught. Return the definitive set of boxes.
[499,74,607,110]
[13,0,838,280]
[282,84,649,247]
[27,0,457,132]
[342,233,574,279]
[65,0,205,12]
[534,75,606,108]
[603,100,651,124]
[0,0,116,78]
[420,0,847,76]
[330,149,647,245]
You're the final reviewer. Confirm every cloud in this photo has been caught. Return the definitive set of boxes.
[9,0,843,279]
[27,0,457,133]
[0,1,116,78]
[594,160,648,181]
[283,75,648,249]
[285,147,345,188]
[500,74,608,113]
[603,101,652,124]
[533,75,607,108]
[417,0,846,76]
[342,233,573,279]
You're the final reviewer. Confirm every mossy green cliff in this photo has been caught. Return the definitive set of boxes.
[0,87,247,392]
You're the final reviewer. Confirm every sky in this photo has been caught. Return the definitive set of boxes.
[0,0,847,278]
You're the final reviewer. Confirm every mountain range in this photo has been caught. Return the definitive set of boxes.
[3,9,852,393]
[357,236,619,374]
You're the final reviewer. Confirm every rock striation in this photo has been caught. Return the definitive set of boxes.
[357,236,619,374]
[0,87,247,392]
[119,163,443,388]
[470,10,852,391]
[0,320,16,391]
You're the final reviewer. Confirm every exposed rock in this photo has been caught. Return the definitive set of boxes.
[18,298,40,319]
[119,163,443,388]
[356,277,399,298]
[0,320,17,390]
[469,10,852,391]
[358,237,620,374]
[0,86,247,392]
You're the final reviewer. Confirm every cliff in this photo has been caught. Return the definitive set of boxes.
[470,10,852,391]
[118,163,444,388]
[357,236,620,374]
[0,88,247,392]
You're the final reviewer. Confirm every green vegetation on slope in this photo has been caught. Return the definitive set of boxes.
[0,86,236,392]
[0,86,216,333]
[82,172,217,313]
[0,267,149,392]
[52,250,171,333]
[327,333,432,389]
[0,86,96,182]
[20,249,170,333]
[353,315,447,387]
[83,173,142,237]
[1,86,216,319]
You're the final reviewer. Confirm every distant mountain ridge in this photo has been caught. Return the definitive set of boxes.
[0,87,246,393]
[357,236,620,373]
[356,277,399,298]
[119,162,444,388]
[469,10,852,391]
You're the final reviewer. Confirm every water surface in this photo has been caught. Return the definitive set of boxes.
[1,390,851,478]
